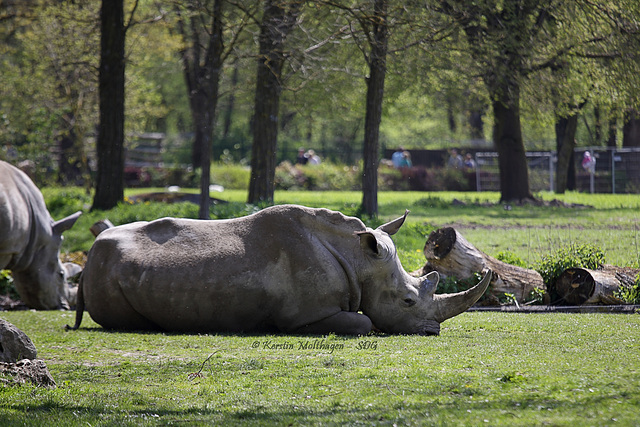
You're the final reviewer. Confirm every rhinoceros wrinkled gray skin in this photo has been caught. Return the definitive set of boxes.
[71,205,491,335]
[0,160,82,309]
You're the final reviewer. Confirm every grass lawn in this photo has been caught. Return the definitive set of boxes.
[59,188,639,268]
[4,188,637,425]
[1,310,639,426]
[270,190,640,269]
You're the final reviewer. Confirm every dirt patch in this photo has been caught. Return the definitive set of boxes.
[0,359,56,388]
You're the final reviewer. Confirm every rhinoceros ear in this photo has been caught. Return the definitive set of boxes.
[377,210,409,236]
[356,231,394,259]
[52,211,82,235]
[357,232,380,256]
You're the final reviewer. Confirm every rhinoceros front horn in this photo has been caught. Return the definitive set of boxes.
[433,269,492,323]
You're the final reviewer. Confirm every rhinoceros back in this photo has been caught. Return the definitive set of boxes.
[0,161,52,271]
[81,205,366,333]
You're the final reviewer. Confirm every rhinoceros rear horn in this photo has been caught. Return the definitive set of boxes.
[53,211,82,234]
[433,269,492,323]
[377,210,409,236]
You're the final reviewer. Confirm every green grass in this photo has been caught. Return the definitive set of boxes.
[44,188,640,269]
[3,189,640,425]
[269,190,640,269]
[1,310,639,425]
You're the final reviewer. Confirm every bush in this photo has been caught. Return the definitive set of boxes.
[0,269,19,300]
[275,162,361,191]
[535,244,606,303]
[614,273,640,304]
[42,187,93,218]
[210,163,251,190]
[495,251,528,268]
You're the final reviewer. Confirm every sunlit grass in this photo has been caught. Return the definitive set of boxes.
[1,310,639,425]
[4,189,640,425]
[45,188,640,267]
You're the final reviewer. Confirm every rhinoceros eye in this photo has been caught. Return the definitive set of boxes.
[403,298,416,307]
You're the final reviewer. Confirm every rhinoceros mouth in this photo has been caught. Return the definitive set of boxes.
[417,319,441,336]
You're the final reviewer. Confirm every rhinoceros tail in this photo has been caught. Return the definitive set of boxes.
[66,272,85,331]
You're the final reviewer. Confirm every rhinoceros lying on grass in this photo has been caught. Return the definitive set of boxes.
[71,205,490,335]
[0,160,82,309]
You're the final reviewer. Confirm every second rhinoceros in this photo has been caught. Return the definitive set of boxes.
[71,205,490,335]
[0,160,82,309]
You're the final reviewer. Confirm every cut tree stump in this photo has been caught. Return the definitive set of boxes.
[416,227,545,305]
[555,266,639,305]
[90,219,114,237]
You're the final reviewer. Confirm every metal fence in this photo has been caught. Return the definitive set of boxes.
[475,152,555,192]
[475,147,640,194]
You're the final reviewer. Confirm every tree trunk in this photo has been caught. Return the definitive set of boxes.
[607,112,617,148]
[416,227,545,305]
[93,0,125,211]
[554,266,639,305]
[177,0,224,219]
[594,105,602,145]
[623,109,640,147]
[555,114,579,193]
[57,113,84,185]
[248,0,302,204]
[361,0,388,217]
[491,84,533,202]
[222,59,239,139]
[468,109,485,141]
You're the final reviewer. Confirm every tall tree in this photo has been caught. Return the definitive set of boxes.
[623,110,640,147]
[360,0,388,217]
[93,0,129,211]
[437,0,556,201]
[175,0,225,219]
[248,0,303,204]
[554,106,582,193]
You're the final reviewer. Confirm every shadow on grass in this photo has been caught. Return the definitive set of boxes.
[1,385,635,426]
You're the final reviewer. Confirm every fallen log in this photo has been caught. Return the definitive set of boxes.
[90,219,114,237]
[415,227,545,305]
[554,266,639,305]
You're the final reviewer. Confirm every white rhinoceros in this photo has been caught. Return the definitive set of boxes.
[0,160,82,309]
[70,205,491,335]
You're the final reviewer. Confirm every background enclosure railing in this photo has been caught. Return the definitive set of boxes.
[475,148,640,194]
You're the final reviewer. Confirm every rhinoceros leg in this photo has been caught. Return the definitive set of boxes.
[294,311,372,335]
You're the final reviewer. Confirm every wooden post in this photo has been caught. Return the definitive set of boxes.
[417,227,546,305]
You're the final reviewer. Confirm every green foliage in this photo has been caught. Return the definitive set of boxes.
[495,251,528,268]
[435,272,484,295]
[614,274,640,304]
[275,162,361,191]
[535,243,606,287]
[500,292,518,306]
[527,287,547,305]
[0,269,19,300]
[210,163,251,190]
[42,187,92,218]
[210,202,262,220]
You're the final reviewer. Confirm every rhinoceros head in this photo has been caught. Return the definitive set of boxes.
[357,212,491,335]
[12,211,82,310]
